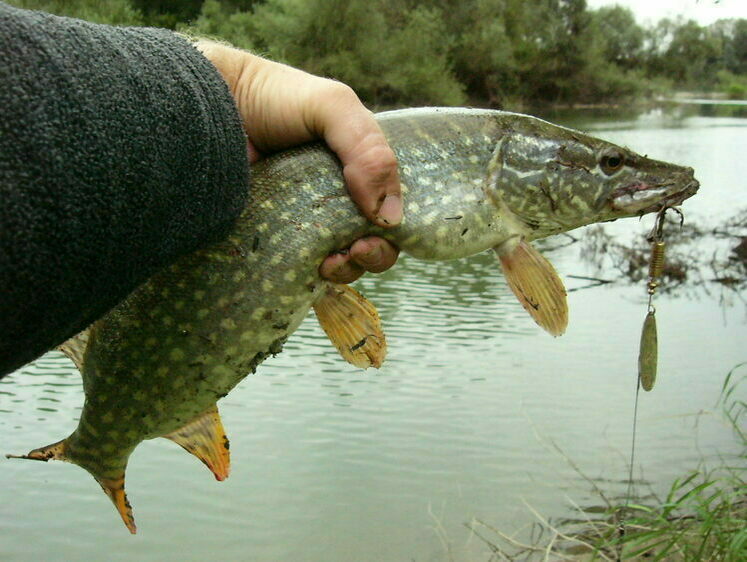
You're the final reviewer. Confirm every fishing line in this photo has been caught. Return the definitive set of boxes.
[624,379,641,514]
[622,207,683,535]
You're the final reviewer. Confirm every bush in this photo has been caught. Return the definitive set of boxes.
[188,0,466,106]
[718,70,747,100]
[6,0,143,25]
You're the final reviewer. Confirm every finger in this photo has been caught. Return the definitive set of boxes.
[319,252,366,284]
[197,43,403,226]
[247,139,262,164]
[308,85,402,228]
[349,237,399,274]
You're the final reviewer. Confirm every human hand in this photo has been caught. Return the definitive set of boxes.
[194,40,401,284]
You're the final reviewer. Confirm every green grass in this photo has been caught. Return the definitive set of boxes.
[599,365,746,561]
[469,366,746,561]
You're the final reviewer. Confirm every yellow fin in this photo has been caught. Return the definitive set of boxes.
[96,475,137,534]
[7,440,137,534]
[57,327,90,372]
[162,405,230,481]
[495,239,568,336]
[313,283,387,368]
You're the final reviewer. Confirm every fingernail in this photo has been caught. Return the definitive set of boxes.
[376,194,402,227]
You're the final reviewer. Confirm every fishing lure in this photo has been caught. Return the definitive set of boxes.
[637,207,683,391]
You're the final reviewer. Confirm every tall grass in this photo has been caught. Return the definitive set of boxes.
[600,364,746,561]
[468,365,746,561]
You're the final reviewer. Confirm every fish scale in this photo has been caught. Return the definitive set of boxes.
[9,107,699,533]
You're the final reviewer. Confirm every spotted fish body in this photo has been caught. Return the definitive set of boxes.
[12,108,698,532]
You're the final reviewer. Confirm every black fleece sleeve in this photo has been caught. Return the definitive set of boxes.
[0,3,250,377]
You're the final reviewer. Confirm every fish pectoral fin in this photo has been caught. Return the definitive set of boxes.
[162,405,230,481]
[96,475,137,534]
[313,283,387,369]
[495,239,568,337]
[57,327,91,372]
[5,438,68,462]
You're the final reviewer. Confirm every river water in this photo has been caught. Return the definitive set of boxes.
[1,106,745,561]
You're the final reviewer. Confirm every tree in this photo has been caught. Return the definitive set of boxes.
[6,0,143,25]
[725,19,747,75]
[131,0,202,28]
[663,19,722,86]
[185,0,466,106]
[589,5,644,70]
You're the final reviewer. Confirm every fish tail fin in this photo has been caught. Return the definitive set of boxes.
[6,438,68,462]
[7,439,137,534]
[495,239,568,336]
[162,405,230,481]
[95,474,137,534]
[313,283,387,368]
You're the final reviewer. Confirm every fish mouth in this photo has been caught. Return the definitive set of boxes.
[610,177,699,215]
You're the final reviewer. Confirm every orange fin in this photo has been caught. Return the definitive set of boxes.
[96,475,137,534]
[495,239,568,336]
[6,439,67,462]
[163,405,230,481]
[313,283,387,368]
[57,327,91,372]
[7,440,137,534]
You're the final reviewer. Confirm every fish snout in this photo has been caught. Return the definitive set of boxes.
[677,168,700,202]
[609,168,699,215]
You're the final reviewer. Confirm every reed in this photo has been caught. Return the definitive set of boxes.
[469,365,747,561]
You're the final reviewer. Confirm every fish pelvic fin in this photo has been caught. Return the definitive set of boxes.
[57,327,91,372]
[495,239,568,337]
[96,475,137,534]
[313,283,387,369]
[162,405,230,481]
[7,439,138,534]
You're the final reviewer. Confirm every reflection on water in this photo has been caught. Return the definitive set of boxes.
[578,207,747,311]
[1,106,746,561]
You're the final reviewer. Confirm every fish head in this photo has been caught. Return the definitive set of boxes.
[487,113,699,238]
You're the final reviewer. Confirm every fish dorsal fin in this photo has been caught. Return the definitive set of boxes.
[96,475,137,534]
[312,283,387,369]
[162,405,230,481]
[57,327,91,372]
[494,238,568,336]
[7,440,137,533]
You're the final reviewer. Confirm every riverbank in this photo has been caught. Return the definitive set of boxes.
[470,367,747,561]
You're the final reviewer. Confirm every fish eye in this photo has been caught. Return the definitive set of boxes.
[600,150,625,175]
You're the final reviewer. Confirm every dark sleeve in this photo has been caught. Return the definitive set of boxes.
[0,3,250,377]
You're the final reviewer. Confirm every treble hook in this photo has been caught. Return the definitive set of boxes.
[648,205,684,243]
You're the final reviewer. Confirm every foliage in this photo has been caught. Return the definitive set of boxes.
[599,366,746,561]
[184,0,466,106]
[7,0,143,25]
[728,19,747,75]
[5,0,747,106]
[718,70,747,100]
[131,0,202,28]
[468,366,747,561]
[179,0,257,51]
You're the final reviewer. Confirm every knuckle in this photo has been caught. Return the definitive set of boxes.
[357,143,398,182]
[321,80,359,104]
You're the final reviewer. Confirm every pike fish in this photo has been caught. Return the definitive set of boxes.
[8,108,699,533]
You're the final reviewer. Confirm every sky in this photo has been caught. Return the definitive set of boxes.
[585,0,747,25]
